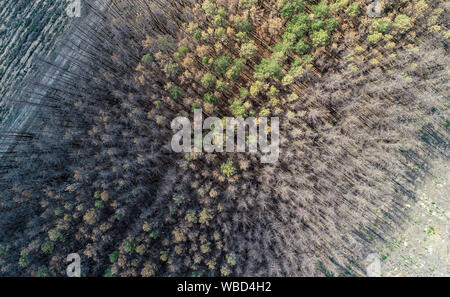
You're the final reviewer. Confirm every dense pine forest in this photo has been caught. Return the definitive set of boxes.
[0,0,448,277]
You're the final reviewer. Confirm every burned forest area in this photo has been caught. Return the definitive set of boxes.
[0,0,448,277]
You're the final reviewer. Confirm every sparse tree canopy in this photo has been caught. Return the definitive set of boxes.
[0,0,446,279]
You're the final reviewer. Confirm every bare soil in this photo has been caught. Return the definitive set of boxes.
[376,159,449,276]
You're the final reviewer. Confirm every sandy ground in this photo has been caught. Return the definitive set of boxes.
[375,159,449,276]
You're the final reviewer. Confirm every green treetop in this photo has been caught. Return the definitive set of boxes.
[214,55,232,75]
[254,59,283,80]
[280,0,307,19]
[240,41,257,59]
[345,2,360,17]
[311,29,330,46]
[221,159,237,177]
[203,92,218,104]
[294,40,309,55]
[312,1,330,18]
[225,59,244,80]
[201,72,217,89]
[394,14,412,33]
